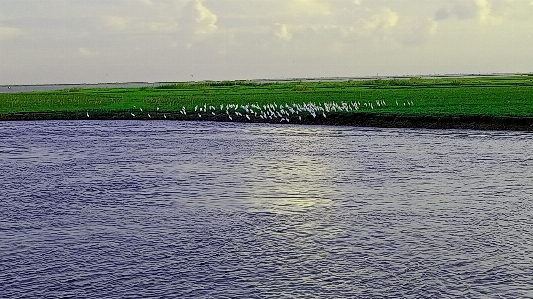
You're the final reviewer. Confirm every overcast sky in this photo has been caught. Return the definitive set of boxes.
[1,0,532,84]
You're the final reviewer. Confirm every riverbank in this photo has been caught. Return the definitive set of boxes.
[1,75,533,130]
[2,111,533,131]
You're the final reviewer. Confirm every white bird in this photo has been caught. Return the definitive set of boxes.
[164,114,167,119]
[131,112,136,117]
[148,113,151,118]
[86,111,89,118]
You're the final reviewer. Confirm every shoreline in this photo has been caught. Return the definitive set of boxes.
[2,72,531,94]
[2,111,532,131]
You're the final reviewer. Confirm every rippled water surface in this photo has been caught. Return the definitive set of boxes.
[1,121,532,298]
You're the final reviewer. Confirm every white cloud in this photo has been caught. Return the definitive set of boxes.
[475,0,502,24]
[0,26,22,40]
[364,8,399,31]
[274,23,292,41]
[194,0,218,35]
[177,0,219,47]
[78,47,99,57]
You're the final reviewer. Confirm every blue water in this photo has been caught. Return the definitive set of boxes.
[1,121,532,298]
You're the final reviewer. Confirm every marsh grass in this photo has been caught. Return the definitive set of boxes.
[1,76,533,119]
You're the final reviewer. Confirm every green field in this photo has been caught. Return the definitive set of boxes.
[1,75,533,123]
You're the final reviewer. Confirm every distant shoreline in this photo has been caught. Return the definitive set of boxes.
[2,72,531,93]
[2,111,533,131]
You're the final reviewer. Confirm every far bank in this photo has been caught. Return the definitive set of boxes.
[1,75,533,131]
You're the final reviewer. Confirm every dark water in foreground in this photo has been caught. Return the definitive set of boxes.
[1,121,532,298]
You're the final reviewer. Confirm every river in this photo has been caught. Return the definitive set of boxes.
[1,121,532,298]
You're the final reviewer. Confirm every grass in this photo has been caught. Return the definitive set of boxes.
[1,75,533,121]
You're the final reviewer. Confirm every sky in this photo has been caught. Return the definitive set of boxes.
[1,0,532,84]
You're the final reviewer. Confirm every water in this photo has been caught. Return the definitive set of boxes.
[1,121,532,298]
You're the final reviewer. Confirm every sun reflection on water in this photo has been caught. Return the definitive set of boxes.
[237,125,340,214]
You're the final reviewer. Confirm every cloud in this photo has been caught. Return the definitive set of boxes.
[364,8,399,31]
[78,47,99,57]
[274,23,292,41]
[178,0,218,47]
[193,0,218,35]
[434,2,476,21]
[3,0,533,84]
[400,19,439,46]
[0,26,22,40]
[475,0,501,24]
[433,0,501,25]
[434,7,451,21]
[103,15,129,31]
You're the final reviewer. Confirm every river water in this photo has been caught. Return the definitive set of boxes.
[1,121,532,298]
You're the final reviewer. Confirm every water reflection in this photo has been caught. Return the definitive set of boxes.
[243,152,333,214]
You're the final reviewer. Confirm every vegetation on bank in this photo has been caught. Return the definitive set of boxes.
[1,76,533,124]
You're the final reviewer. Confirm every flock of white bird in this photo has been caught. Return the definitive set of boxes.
[105,99,415,121]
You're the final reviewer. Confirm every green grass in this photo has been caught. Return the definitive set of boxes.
[1,75,533,118]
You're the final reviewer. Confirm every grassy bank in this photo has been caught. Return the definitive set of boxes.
[1,75,533,130]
